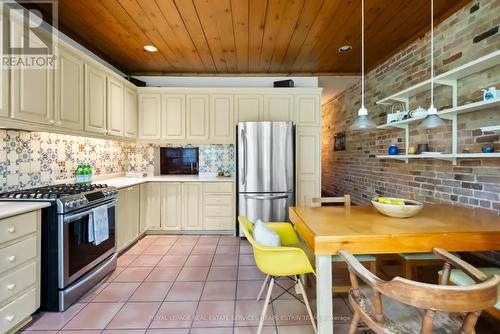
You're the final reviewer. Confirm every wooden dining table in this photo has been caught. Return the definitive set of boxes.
[289,203,500,334]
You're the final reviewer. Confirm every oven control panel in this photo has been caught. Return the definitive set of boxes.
[58,187,117,213]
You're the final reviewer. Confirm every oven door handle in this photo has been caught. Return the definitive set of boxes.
[63,202,116,223]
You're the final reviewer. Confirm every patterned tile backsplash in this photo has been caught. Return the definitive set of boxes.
[0,129,235,192]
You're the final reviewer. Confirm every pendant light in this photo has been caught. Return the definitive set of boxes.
[351,0,376,130]
[419,0,445,129]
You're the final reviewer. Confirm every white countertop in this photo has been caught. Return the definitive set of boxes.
[0,202,51,220]
[97,175,236,189]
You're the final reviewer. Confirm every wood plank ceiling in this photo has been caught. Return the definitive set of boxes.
[23,0,470,75]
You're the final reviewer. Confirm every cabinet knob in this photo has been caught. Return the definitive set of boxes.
[7,283,15,290]
[6,314,14,322]
[49,119,55,125]
[7,255,16,263]
[7,227,15,233]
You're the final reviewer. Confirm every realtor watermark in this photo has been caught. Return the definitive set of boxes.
[1,0,58,69]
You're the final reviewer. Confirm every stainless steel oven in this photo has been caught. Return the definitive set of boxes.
[58,199,116,288]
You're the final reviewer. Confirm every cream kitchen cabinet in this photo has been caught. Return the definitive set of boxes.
[264,94,294,121]
[107,76,124,137]
[84,63,107,134]
[140,183,162,231]
[162,94,186,140]
[124,87,138,139]
[117,185,140,251]
[186,95,209,141]
[55,47,84,130]
[235,94,263,122]
[0,67,8,118]
[203,183,235,231]
[295,94,321,126]
[0,210,41,334]
[139,94,162,140]
[210,95,234,143]
[295,127,321,206]
[160,183,182,230]
[181,183,203,230]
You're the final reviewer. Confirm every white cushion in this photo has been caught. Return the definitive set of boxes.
[252,219,281,247]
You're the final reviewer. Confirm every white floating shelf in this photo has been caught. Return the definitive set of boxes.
[376,50,500,105]
[376,153,500,164]
[378,98,500,129]
[481,125,500,133]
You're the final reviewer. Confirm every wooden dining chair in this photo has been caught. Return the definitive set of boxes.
[340,248,499,334]
[305,196,377,293]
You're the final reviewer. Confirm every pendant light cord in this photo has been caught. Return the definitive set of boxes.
[430,0,434,108]
[361,0,365,108]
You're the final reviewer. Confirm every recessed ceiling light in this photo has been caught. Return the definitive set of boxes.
[144,45,158,52]
[339,45,352,52]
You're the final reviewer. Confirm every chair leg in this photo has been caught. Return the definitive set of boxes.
[256,275,269,301]
[257,277,274,334]
[404,261,413,280]
[297,275,317,334]
[348,311,361,334]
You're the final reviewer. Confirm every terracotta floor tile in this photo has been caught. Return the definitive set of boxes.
[167,245,194,255]
[64,302,124,330]
[158,254,189,267]
[146,329,190,334]
[218,236,240,245]
[107,302,161,329]
[117,254,139,266]
[240,244,253,254]
[216,245,239,254]
[166,281,204,301]
[272,299,314,326]
[196,236,220,246]
[126,244,148,255]
[207,266,238,281]
[190,328,233,334]
[153,236,179,245]
[235,300,274,327]
[20,331,58,334]
[93,282,140,302]
[80,282,109,302]
[212,254,238,266]
[102,330,146,334]
[191,245,217,254]
[104,267,125,283]
[176,266,210,281]
[58,331,102,334]
[234,326,277,334]
[129,282,173,302]
[184,254,214,266]
[276,325,317,334]
[236,280,263,300]
[192,300,235,327]
[174,236,200,245]
[201,281,236,300]
[238,266,266,280]
[149,301,198,328]
[146,266,182,282]
[114,267,154,282]
[130,255,163,267]
[143,244,172,255]
[239,254,256,266]
[24,302,86,330]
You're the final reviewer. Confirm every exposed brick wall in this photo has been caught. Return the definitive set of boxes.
[322,0,500,215]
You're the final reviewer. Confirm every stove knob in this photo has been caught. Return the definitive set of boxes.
[79,198,85,205]
[65,201,71,209]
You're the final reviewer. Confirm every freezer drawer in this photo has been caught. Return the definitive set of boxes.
[238,192,294,228]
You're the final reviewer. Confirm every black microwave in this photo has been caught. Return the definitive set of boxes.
[160,147,199,175]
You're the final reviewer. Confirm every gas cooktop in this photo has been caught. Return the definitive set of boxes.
[0,183,109,200]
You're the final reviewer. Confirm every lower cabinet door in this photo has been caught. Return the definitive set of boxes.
[127,185,140,240]
[160,183,182,230]
[116,189,128,250]
[181,183,202,230]
[140,183,161,231]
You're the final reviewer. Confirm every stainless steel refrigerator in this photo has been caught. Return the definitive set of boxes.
[237,121,294,235]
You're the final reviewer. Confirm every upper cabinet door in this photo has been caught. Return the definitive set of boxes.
[162,94,186,140]
[55,48,84,130]
[210,95,234,143]
[10,17,53,125]
[124,87,138,138]
[107,76,124,137]
[295,94,320,126]
[138,93,162,140]
[186,94,209,141]
[84,64,107,134]
[235,95,263,122]
[264,95,294,121]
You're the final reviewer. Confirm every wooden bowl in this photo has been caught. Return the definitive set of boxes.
[371,197,424,218]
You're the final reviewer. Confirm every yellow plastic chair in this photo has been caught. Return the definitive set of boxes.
[238,216,317,334]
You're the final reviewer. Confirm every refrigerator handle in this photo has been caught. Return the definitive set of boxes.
[242,128,247,186]
[245,194,289,200]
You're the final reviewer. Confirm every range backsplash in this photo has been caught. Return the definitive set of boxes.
[0,129,235,192]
